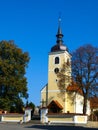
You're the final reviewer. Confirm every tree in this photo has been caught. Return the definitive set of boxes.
[10,98,24,113]
[25,101,35,110]
[57,61,71,100]
[72,44,98,114]
[0,40,30,112]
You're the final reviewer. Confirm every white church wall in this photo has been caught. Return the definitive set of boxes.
[75,93,90,115]
[75,94,83,114]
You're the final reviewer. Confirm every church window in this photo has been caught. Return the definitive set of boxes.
[55,57,59,64]
[54,68,59,74]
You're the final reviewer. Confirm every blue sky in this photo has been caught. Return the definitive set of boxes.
[0,0,98,106]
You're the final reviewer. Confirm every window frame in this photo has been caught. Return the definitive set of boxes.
[55,57,59,64]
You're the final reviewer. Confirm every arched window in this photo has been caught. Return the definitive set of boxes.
[55,57,59,64]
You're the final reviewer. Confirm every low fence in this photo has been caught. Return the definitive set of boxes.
[0,108,32,123]
[40,108,88,124]
[1,114,23,122]
[0,113,24,123]
[47,113,87,124]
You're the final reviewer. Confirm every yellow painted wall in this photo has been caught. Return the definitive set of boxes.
[41,89,76,113]
[48,51,71,90]
[48,116,73,122]
[47,51,71,112]
[3,116,23,121]
[77,116,85,122]
[41,85,47,107]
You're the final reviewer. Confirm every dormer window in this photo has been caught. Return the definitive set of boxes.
[55,57,59,64]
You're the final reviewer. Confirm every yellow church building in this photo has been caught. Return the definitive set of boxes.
[40,18,90,117]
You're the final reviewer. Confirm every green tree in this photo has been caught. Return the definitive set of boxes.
[72,44,98,114]
[26,101,35,109]
[0,40,30,112]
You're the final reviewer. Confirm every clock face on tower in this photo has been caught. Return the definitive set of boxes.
[54,68,59,74]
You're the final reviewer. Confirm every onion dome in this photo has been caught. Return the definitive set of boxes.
[51,18,68,52]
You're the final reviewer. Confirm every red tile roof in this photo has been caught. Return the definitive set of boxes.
[90,97,98,109]
[48,100,63,109]
[67,82,83,95]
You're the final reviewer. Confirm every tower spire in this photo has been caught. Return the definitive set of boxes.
[58,16,62,34]
[51,17,68,52]
[56,17,63,45]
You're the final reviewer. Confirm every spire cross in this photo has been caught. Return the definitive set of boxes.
[58,12,61,27]
[58,18,61,28]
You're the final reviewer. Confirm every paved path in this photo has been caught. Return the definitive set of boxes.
[0,123,97,130]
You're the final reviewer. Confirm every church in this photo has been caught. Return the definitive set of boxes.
[40,18,90,116]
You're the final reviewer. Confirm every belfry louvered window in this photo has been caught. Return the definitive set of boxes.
[55,57,59,64]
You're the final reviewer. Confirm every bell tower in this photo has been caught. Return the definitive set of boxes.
[47,18,71,112]
[41,18,90,115]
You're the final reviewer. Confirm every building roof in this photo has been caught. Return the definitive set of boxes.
[90,97,98,109]
[40,83,48,92]
[47,100,63,110]
[67,82,83,95]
